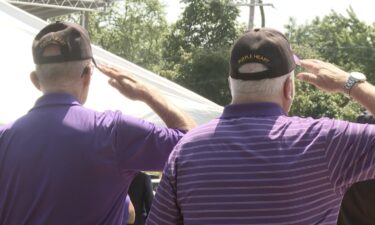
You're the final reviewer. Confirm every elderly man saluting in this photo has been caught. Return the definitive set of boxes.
[0,21,195,225]
[147,28,375,225]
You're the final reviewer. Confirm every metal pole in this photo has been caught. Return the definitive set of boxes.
[259,0,265,27]
[232,1,274,30]
[80,11,85,27]
[84,11,89,30]
[248,0,255,30]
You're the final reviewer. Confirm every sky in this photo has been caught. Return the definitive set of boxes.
[163,0,374,32]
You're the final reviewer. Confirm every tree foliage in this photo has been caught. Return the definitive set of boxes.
[286,7,375,83]
[50,3,373,120]
[175,0,240,50]
[88,0,168,71]
[285,8,375,120]
[160,0,241,105]
[175,48,232,104]
[48,0,168,72]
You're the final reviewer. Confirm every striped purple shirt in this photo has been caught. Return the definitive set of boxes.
[147,102,375,225]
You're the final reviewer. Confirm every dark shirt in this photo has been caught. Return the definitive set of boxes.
[128,172,154,225]
[337,114,375,225]
[338,180,375,225]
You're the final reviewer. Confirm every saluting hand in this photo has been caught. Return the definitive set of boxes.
[98,64,154,102]
[297,59,349,93]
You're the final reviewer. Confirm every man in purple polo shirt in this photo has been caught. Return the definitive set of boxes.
[0,22,195,225]
[147,28,375,225]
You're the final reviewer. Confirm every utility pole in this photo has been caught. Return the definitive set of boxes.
[80,11,90,30]
[232,0,274,30]
[248,0,255,30]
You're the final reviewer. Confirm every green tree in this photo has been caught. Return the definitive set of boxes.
[286,7,375,83]
[48,0,168,72]
[174,0,240,50]
[176,48,232,104]
[160,0,242,105]
[88,0,168,71]
[285,8,374,120]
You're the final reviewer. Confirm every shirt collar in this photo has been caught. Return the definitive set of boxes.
[31,93,81,111]
[221,102,286,119]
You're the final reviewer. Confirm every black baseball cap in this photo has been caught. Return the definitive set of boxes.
[230,28,296,80]
[32,21,97,67]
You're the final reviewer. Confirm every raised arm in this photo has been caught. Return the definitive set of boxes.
[297,59,375,116]
[98,65,196,131]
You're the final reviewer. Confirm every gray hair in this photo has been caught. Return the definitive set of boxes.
[35,59,91,87]
[229,63,294,101]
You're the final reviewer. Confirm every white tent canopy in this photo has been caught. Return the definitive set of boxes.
[0,1,223,126]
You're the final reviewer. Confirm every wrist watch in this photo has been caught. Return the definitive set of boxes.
[344,72,367,96]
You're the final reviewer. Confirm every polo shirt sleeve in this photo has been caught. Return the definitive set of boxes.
[146,148,183,225]
[324,119,375,194]
[113,112,185,171]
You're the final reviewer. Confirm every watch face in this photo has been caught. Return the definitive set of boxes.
[350,72,367,81]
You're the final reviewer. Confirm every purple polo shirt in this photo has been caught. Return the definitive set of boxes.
[0,93,184,225]
[147,102,375,225]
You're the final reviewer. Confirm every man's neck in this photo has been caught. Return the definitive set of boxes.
[230,97,289,114]
[43,88,83,104]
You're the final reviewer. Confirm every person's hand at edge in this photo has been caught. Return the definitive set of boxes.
[296,59,349,93]
[297,59,375,117]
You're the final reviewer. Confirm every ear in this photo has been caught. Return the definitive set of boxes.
[283,76,294,101]
[228,77,232,92]
[82,67,92,87]
[30,71,41,91]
